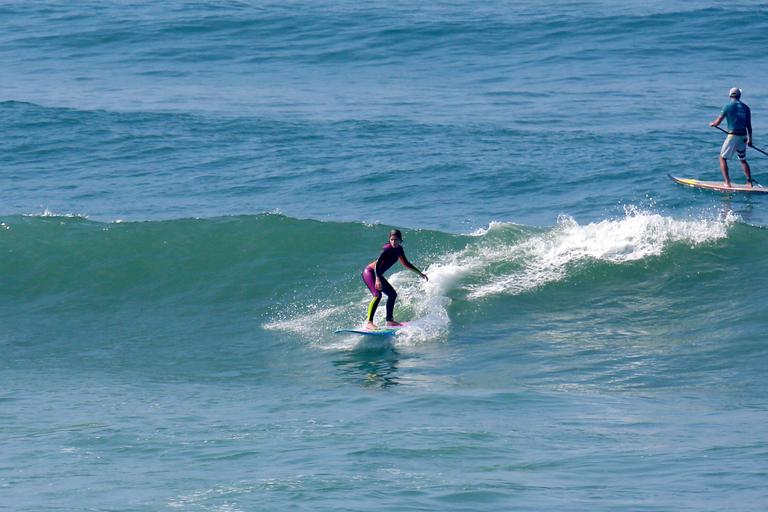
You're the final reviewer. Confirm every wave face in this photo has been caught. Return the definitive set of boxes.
[5,209,764,352]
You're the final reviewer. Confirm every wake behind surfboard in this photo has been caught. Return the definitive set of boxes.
[669,174,768,193]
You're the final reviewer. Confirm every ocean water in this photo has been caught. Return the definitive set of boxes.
[2,1,768,510]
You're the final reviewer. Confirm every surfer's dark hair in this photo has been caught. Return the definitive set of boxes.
[389,229,402,240]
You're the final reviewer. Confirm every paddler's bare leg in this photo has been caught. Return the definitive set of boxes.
[740,159,753,187]
[719,156,732,188]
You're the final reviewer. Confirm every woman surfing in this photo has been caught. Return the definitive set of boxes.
[361,229,428,330]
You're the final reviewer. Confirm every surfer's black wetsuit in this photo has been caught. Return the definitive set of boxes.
[362,243,422,322]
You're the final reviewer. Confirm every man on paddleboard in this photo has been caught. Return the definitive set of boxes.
[362,229,428,330]
[710,87,754,188]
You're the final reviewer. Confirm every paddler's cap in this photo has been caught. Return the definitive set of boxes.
[729,87,742,98]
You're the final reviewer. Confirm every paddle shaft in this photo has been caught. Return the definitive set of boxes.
[713,125,768,157]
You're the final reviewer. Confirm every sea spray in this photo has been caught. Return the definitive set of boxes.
[467,208,735,298]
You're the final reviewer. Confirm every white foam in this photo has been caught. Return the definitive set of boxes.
[23,208,88,219]
[468,208,735,299]
[263,303,348,340]
[264,270,451,348]
[467,220,516,237]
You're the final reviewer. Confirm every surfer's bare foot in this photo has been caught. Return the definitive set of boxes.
[365,321,378,330]
[747,181,754,188]
[724,182,732,188]
[386,321,403,327]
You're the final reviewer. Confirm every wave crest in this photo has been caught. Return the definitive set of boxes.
[423,208,735,300]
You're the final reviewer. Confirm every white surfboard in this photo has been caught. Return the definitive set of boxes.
[669,174,768,193]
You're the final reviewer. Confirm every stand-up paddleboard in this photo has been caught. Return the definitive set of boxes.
[334,323,409,337]
[669,174,768,193]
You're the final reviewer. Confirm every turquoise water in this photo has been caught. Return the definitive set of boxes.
[2,2,768,510]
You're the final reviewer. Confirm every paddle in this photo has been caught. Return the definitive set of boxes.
[713,125,768,157]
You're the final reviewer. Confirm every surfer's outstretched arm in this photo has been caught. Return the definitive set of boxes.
[399,254,428,281]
